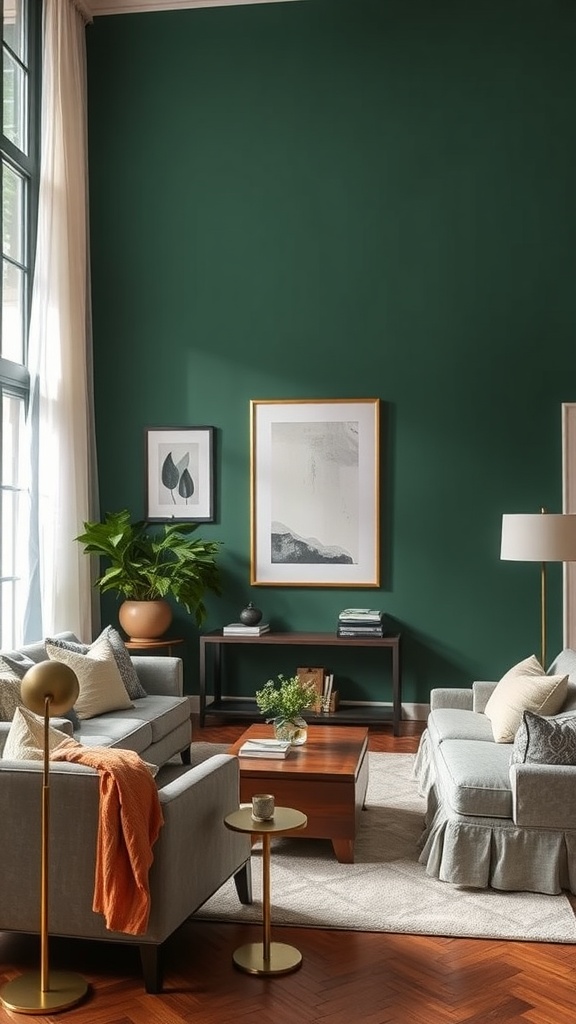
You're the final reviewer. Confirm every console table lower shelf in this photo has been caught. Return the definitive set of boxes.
[204,698,397,727]
[199,630,402,734]
[224,806,308,975]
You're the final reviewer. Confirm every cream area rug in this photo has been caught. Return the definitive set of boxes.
[197,752,576,943]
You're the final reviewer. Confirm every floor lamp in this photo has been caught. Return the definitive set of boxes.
[500,509,576,670]
[0,661,88,1014]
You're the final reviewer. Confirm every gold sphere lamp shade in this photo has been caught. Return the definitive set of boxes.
[0,659,88,1013]
[20,660,79,717]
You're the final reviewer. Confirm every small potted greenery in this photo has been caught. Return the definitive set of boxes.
[255,673,318,745]
[76,509,222,640]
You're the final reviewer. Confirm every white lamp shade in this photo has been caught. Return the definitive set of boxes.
[501,513,576,562]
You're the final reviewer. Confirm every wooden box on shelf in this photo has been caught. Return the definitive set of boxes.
[297,666,325,695]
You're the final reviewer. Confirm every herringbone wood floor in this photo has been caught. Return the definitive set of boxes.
[1,718,575,1024]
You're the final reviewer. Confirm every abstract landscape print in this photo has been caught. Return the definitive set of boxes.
[251,399,380,586]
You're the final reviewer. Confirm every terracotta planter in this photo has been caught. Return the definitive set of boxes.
[118,599,173,642]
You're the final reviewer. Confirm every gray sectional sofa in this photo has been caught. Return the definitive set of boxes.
[414,649,576,895]
[0,631,252,993]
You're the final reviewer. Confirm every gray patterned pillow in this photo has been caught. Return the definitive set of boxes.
[0,654,81,728]
[0,654,35,678]
[45,625,147,700]
[511,710,576,765]
[0,672,25,722]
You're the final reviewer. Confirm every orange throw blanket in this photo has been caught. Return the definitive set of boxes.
[51,740,164,935]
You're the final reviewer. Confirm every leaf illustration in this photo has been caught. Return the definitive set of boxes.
[161,452,180,490]
[179,468,195,501]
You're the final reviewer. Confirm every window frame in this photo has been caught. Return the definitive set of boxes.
[0,0,41,648]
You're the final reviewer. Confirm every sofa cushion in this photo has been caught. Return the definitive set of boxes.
[46,634,134,720]
[548,648,576,684]
[427,708,495,746]
[548,650,576,712]
[46,626,147,700]
[511,709,576,766]
[2,706,70,760]
[6,632,81,665]
[436,738,514,818]
[484,655,568,743]
[73,715,153,753]
[130,695,190,744]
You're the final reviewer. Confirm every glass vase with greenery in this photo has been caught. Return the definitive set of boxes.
[255,673,317,745]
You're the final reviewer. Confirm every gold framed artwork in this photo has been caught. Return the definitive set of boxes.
[250,398,380,587]
[562,402,576,648]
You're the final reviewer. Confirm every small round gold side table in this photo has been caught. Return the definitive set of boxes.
[224,805,307,976]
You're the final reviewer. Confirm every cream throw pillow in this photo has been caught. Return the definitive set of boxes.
[3,706,70,760]
[45,633,133,720]
[485,655,568,743]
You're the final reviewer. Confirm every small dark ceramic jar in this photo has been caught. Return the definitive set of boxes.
[239,602,263,626]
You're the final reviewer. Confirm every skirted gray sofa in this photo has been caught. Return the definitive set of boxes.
[414,649,576,895]
[0,631,252,993]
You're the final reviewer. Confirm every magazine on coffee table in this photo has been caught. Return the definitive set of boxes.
[238,738,291,759]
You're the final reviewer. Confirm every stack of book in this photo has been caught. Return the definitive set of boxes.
[238,738,290,759]
[337,608,386,637]
[222,621,270,636]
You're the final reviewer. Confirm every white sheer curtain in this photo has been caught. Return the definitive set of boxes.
[24,0,98,642]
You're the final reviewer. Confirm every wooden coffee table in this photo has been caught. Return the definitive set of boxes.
[228,724,369,863]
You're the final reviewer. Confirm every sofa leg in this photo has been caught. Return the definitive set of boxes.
[233,860,253,905]
[181,745,191,765]
[139,943,163,994]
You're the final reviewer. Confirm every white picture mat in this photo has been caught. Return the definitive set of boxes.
[251,399,380,586]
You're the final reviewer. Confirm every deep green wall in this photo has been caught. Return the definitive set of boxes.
[86,0,576,704]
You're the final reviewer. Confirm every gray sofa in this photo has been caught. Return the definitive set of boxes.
[414,649,576,895]
[0,631,193,765]
[0,633,252,992]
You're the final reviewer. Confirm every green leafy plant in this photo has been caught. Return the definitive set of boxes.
[255,673,317,724]
[75,509,222,626]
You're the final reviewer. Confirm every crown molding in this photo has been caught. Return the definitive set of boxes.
[88,0,302,15]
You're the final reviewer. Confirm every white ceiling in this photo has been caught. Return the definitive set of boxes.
[88,0,302,16]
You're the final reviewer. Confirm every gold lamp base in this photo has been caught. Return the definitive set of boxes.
[233,941,302,976]
[0,970,88,1013]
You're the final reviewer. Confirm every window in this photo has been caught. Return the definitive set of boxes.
[0,0,39,648]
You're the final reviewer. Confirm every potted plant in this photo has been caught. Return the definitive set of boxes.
[255,673,318,745]
[75,509,222,640]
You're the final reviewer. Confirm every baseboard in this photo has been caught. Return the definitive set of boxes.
[402,703,429,721]
[188,694,429,722]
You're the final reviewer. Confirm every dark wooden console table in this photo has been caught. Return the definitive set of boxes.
[199,630,402,735]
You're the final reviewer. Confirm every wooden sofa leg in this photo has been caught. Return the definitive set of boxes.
[139,943,163,994]
[233,861,253,905]
[181,745,191,765]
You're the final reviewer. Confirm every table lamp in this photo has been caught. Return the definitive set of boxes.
[0,660,88,1013]
[500,508,576,669]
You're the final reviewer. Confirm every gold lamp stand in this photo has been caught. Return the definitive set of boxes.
[0,661,88,1014]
